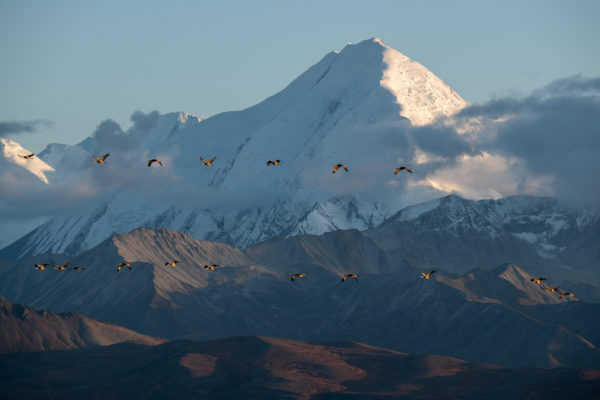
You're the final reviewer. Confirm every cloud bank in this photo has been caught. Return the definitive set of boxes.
[0,120,53,136]
[1,76,599,232]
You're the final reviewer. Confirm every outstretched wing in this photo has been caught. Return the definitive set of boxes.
[100,154,110,162]
[332,165,340,174]
[342,165,348,172]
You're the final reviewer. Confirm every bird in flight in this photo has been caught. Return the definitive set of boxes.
[54,263,70,270]
[291,273,306,281]
[394,166,413,174]
[94,154,110,164]
[147,159,163,167]
[200,157,216,166]
[165,260,179,267]
[530,277,546,284]
[267,160,281,166]
[560,292,575,299]
[204,264,219,270]
[332,164,348,174]
[341,274,359,282]
[420,271,436,279]
[117,262,131,271]
[34,264,48,270]
[544,286,561,293]
[19,153,35,159]
[70,266,85,271]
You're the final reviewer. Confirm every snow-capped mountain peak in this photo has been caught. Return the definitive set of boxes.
[0,138,54,184]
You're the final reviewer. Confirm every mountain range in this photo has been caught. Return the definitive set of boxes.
[1,213,599,369]
[1,37,471,255]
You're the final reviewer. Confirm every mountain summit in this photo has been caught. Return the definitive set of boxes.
[2,38,470,256]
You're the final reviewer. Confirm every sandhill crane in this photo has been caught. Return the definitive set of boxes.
[54,263,70,270]
[70,266,85,271]
[165,260,179,267]
[544,286,561,293]
[117,262,131,271]
[394,166,413,174]
[332,164,348,174]
[204,264,219,270]
[420,271,436,279]
[34,264,48,270]
[19,153,35,159]
[147,159,163,167]
[267,160,281,166]
[291,273,306,281]
[530,277,546,284]
[560,292,575,299]
[341,274,359,282]
[200,157,216,166]
[94,154,110,164]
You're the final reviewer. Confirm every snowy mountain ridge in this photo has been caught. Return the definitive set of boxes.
[0,38,507,256]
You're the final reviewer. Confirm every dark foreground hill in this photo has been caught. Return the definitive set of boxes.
[0,336,598,400]
[0,297,164,353]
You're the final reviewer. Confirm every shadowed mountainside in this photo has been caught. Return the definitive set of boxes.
[0,228,599,369]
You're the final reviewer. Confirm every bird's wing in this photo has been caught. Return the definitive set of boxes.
[101,154,109,161]
[406,168,413,173]
[343,165,348,171]
[209,157,216,164]
[147,160,152,166]
[332,165,339,173]
[158,160,162,166]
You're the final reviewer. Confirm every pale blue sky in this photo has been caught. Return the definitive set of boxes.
[1,0,599,152]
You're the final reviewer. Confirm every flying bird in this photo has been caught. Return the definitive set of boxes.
[267,160,281,166]
[291,273,306,281]
[530,277,546,284]
[165,260,179,267]
[54,263,70,270]
[420,271,436,279]
[94,154,110,164]
[70,266,85,271]
[34,264,48,270]
[394,166,413,174]
[341,274,359,282]
[147,159,163,167]
[560,292,575,299]
[544,286,561,293]
[200,157,216,166]
[332,164,348,174]
[204,264,219,270]
[117,262,131,271]
[19,153,35,159]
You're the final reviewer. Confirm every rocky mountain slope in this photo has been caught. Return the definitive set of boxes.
[0,297,164,353]
[1,225,598,369]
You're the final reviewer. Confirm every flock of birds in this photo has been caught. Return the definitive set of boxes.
[19,152,414,175]
[31,260,576,300]
[20,153,575,300]
[530,277,575,299]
